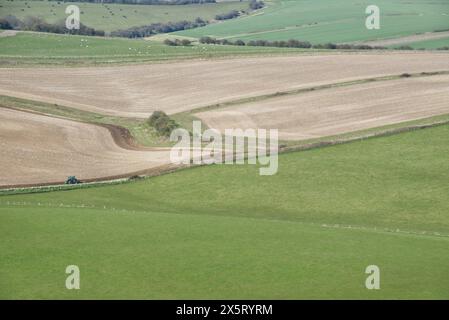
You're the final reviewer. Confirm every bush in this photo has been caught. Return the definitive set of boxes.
[215,10,239,21]
[249,0,264,10]
[163,38,192,46]
[0,15,21,29]
[234,39,246,46]
[147,111,179,137]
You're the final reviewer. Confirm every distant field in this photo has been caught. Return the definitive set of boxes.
[176,0,449,44]
[0,0,249,32]
[1,124,449,299]
[0,32,311,65]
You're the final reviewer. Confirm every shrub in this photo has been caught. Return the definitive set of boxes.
[234,39,246,46]
[249,0,264,10]
[163,38,192,46]
[215,10,239,21]
[0,15,21,29]
[147,111,179,137]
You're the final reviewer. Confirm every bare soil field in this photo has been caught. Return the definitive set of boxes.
[0,108,170,187]
[196,74,449,140]
[1,52,449,118]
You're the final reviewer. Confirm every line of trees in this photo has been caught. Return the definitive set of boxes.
[198,37,389,50]
[0,15,105,36]
[110,18,206,37]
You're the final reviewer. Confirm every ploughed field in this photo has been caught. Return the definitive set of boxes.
[196,74,449,140]
[1,52,449,118]
[0,108,170,187]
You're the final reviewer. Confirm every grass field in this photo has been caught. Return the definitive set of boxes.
[176,0,449,45]
[1,124,449,299]
[0,32,313,66]
[0,0,249,32]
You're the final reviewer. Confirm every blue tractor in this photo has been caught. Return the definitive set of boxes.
[65,176,81,185]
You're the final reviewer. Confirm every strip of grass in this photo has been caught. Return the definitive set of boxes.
[1,123,449,299]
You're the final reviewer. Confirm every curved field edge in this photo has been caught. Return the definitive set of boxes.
[1,123,449,299]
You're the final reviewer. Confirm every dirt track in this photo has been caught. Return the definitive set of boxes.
[0,108,170,187]
[196,74,449,140]
[1,52,449,118]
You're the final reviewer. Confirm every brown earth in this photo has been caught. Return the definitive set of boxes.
[1,52,449,118]
[0,108,171,187]
[196,74,449,140]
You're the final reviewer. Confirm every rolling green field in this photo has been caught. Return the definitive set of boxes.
[0,0,249,32]
[1,124,449,299]
[0,32,315,65]
[176,0,449,44]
